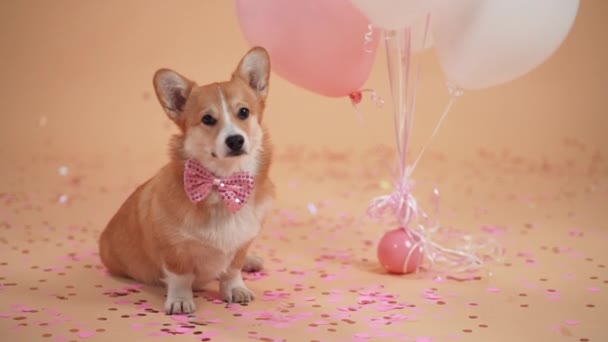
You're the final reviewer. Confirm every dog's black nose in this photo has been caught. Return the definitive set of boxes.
[225,134,245,152]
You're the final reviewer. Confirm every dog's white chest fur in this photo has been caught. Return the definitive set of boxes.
[182,203,260,253]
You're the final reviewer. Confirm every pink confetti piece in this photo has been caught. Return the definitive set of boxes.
[375,332,400,338]
[565,320,579,326]
[548,294,561,301]
[321,274,340,281]
[170,315,189,322]
[481,225,507,236]
[486,287,500,293]
[376,303,407,312]
[0,313,11,318]
[431,276,446,283]
[18,306,36,312]
[357,296,376,305]
[423,292,441,301]
[370,313,411,325]
[173,327,193,334]
[338,306,360,312]
[307,202,318,215]
[148,332,170,337]
[571,251,584,259]
[587,287,600,292]
[263,290,291,301]
[354,333,372,339]
[416,337,433,342]
[327,294,344,303]
[77,331,95,339]
[137,303,152,310]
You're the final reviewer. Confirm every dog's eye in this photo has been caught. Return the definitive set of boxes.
[237,107,249,120]
[201,114,217,126]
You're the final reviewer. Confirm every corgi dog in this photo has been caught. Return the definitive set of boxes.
[99,47,274,315]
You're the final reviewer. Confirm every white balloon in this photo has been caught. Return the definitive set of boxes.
[432,0,580,90]
[410,13,434,52]
[351,0,434,29]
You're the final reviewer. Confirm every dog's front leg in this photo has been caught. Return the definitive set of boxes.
[162,249,196,315]
[220,241,255,303]
[163,269,195,314]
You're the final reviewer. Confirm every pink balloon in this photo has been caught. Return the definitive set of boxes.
[235,0,379,98]
[377,227,424,274]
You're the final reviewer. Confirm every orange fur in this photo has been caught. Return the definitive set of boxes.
[99,47,274,314]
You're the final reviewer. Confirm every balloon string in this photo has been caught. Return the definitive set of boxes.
[398,28,412,177]
[385,30,405,176]
[369,19,503,278]
[399,13,433,182]
[363,24,375,53]
[403,227,423,274]
[349,89,385,123]
[406,13,431,148]
[410,93,458,172]
[419,13,431,52]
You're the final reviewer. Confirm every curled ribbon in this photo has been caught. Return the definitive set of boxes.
[368,174,504,276]
[349,89,385,122]
[363,24,375,53]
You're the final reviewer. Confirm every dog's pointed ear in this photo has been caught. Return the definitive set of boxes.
[153,69,194,120]
[233,47,270,99]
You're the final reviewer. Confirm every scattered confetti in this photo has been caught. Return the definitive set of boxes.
[58,194,69,204]
[58,166,69,176]
[0,143,605,341]
[481,225,507,236]
[78,331,96,339]
[379,180,391,190]
[415,336,433,342]
[307,202,318,216]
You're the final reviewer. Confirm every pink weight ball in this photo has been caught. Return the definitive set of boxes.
[377,227,424,274]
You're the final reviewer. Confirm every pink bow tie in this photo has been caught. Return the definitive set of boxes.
[183,159,254,213]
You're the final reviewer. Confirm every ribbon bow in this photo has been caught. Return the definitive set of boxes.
[183,159,254,213]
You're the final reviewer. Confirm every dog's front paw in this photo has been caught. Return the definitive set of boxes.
[165,296,196,315]
[222,285,255,304]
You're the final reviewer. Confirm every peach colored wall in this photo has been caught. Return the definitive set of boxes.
[0,0,606,166]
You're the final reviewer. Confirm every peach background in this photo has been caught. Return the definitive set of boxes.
[0,1,607,342]
[0,0,606,160]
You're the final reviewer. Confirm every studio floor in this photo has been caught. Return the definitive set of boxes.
[1,141,607,341]
[1,1,607,341]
